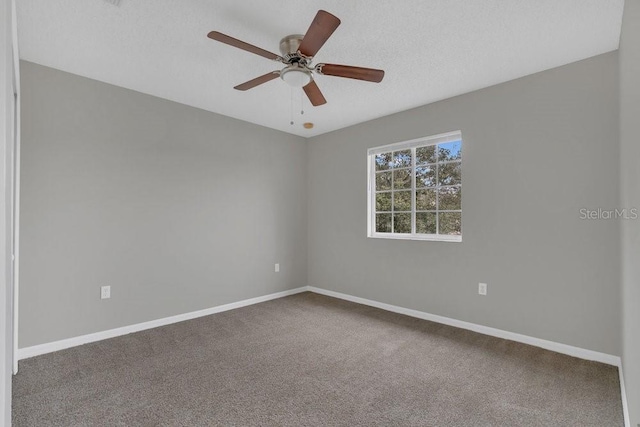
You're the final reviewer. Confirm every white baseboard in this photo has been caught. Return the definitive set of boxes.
[306,286,621,366]
[17,287,309,360]
[619,363,631,427]
[21,285,621,367]
[17,284,629,425]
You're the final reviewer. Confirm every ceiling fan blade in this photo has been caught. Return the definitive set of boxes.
[208,31,283,62]
[298,10,341,58]
[317,64,385,83]
[303,79,327,106]
[234,71,280,91]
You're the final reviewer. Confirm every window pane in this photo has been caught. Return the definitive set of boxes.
[416,212,436,234]
[393,150,412,168]
[393,168,411,189]
[416,145,436,164]
[375,152,392,171]
[393,191,411,211]
[376,171,392,191]
[438,141,462,161]
[416,189,436,210]
[439,212,462,235]
[393,213,411,233]
[438,186,461,210]
[376,192,391,211]
[376,213,392,233]
[416,165,436,188]
[438,161,461,186]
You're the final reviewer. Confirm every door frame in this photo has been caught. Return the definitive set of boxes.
[10,0,20,375]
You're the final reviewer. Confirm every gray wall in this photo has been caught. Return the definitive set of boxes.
[19,49,625,366]
[308,52,621,355]
[1,0,15,423]
[620,0,640,424]
[19,61,307,348]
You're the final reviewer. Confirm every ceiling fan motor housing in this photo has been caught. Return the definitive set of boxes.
[279,34,305,61]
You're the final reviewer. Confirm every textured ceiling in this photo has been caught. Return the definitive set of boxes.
[17,0,623,137]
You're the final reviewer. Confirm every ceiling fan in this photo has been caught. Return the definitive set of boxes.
[207,10,385,106]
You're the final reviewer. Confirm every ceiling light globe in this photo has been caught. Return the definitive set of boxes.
[281,68,311,88]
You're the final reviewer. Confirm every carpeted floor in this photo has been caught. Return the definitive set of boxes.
[13,292,623,426]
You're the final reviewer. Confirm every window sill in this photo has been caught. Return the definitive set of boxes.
[368,233,462,242]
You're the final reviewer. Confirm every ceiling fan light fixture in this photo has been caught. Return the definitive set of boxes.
[280,66,312,88]
[208,10,384,107]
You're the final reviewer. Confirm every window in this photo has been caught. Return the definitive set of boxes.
[368,131,462,242]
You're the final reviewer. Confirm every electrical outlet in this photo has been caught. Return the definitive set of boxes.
[478,283,487,296]
[275,263,280,273]
[101,286,111,300]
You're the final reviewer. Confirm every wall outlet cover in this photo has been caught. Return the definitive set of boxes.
[478,283,488,296]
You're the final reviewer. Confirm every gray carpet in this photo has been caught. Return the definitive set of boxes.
[13,292,623,426]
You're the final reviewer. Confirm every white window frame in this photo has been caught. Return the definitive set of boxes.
[367,131,462,242]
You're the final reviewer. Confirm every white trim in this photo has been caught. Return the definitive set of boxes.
[306,286,621,366]
[618,362,631,427]
[11,0,20,375]
[21,285,621,367]
[18,287,309,360]
[366,154,372,236]
[368,233,462,242]
[367,130,462,155]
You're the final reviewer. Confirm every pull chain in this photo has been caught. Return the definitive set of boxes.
[300,89,304,116]
[290,87,294,125]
